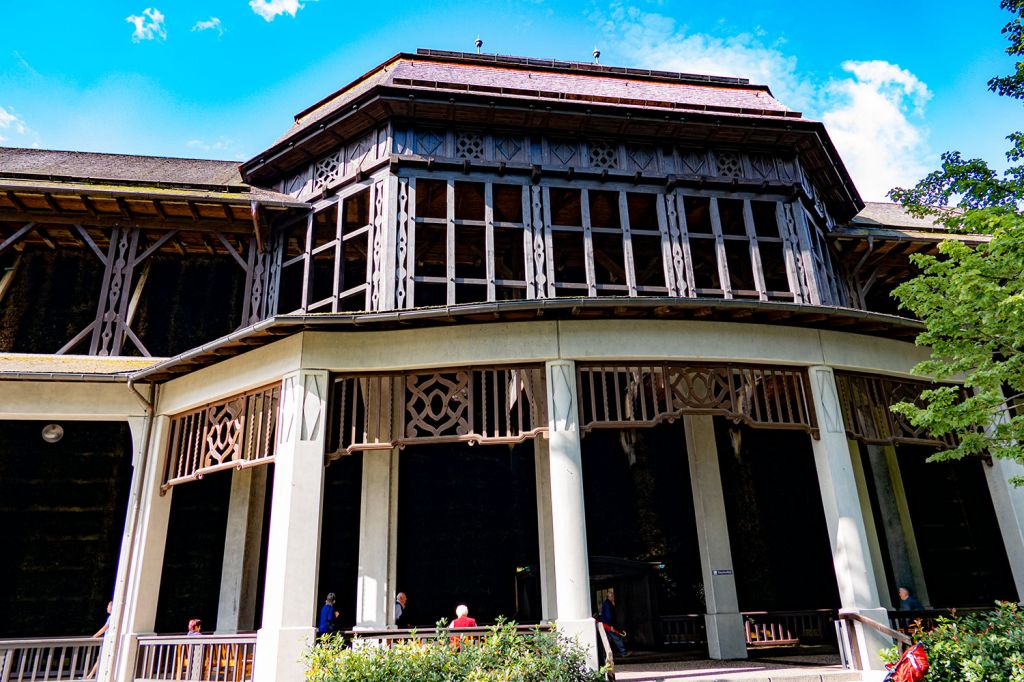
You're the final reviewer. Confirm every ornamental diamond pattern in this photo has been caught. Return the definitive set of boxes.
[715,151,743,179]
[589,140,618,169]
[416,130,444,157]
[455,132,484,159]
[551,140,577,166]
[494,135,522,161]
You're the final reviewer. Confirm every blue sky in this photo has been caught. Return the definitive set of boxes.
[0,1,1019,200]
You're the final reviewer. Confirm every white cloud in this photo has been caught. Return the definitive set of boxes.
[591,4,812,111]
[191,17,224,36]
[126,8,167,43]
[249,0,304,22]
[592,4,934,202]
[186,137,246,160]
[823,60,933,201]
[0,105,39,147]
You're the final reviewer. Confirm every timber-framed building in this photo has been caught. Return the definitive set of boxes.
[1,49,1021,681]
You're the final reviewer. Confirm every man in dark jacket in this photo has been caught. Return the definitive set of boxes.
[599,589,627,656]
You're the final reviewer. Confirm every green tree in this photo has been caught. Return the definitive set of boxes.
[887,1,1024,477]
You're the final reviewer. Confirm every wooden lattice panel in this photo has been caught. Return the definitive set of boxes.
[328,366,547,457]
[834,372,959,448]
[576,363,817,435]
[164,385,280,488]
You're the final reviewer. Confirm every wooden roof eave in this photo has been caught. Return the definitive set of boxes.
[129,298,924,383]
[831,225,991,244]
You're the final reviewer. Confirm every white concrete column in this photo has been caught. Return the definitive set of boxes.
[807,366,889,672]
[253,370,329,682]
[111,415,173,682]
[534,437,558,620]
[216,466,268,633]
[355,448,400,629]
[544,360,597,668]
[683,415,747,660]
[848,441,893,610]
[984,457,1024,600]
[866,444,930,607]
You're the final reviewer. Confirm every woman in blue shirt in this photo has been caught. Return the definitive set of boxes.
[318,592,339,635]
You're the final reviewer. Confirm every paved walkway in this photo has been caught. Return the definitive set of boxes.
[611,650,865,681]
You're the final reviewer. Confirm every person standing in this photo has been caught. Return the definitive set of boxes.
[394,592,408,627]
[598,589,627,657]
[452,604,477,628]
[318,592,339,635]
[898,586,924,611]
[85,601,112,679]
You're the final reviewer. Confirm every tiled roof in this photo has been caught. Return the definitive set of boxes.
[278,51,796,147]
[0,147,244,189]
[851,202,946,230]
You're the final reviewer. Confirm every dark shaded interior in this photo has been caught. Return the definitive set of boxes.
[395,442,539,627]
[0,420,132,637]
[317,454,363,631]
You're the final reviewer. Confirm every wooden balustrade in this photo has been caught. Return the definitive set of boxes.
[134,635,255,682]
[0,637,101,682]
[658,615,707,647]
[888,607,991,637]
[742,610,837,647]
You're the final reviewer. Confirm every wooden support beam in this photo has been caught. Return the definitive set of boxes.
[42,193,63,214]
[0,252,23,305]
[5,191,28,212]
[78,194,98,218]
[0,222,36,254]
[0,209,255,233]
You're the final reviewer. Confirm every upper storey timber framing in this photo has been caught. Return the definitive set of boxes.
[241,49,861,224]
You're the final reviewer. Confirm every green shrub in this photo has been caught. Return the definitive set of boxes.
[881,602,1024,681]
[305,621,606,682]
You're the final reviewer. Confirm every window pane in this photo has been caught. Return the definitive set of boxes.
[627,193,659,231]
[592,230,626,286]
[341,235,368,296]
[313,204,338,249]
[751,201,782,238]
[455,284,487,304]
[631,234,666,292]
[759,241,790,293]
[549,188,582,226]
[718,199,747,236]
[283,221,307,260]
[552,229,586,293]
[455,225,486,279]
[310,254,335,306]
[690,236,720,291]
[277,262,304,313]
[494,227,525,281]
[493,185,524,223]
[415,179,447,219]
[683,196,712,235]
[588,190,620,229]
[415,223,447,278]
[455,182,485,221]
[343,190,370,231]
[724,240,756,294]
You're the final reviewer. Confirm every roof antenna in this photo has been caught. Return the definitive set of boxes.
[593,47,601,64]
[475,36,483,54]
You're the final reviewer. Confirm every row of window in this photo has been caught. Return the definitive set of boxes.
[274,174,849,314]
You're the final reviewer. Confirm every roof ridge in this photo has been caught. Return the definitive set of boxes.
[0,146,242,166]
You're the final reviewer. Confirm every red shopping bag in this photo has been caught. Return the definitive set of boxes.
[884,643,929,682]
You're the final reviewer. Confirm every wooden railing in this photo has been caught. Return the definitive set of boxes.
[134,634,255,682]
[345,623,551,646]
[742,609,836,647]
[888,607,991,637]
[0,637,101,682]
[658,614,706,647]
[835,611,911,671]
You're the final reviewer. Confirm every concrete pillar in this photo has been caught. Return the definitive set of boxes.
[865,444,930,607]
[984,457,1024,600]
[355,448,399,629]
[848,441,893,609]
[253,370,329,682]
[682,415,747,660]
[111,415,174,682]
[807,366,890,672]
[216,466,268,633]
[534,437,558,620]
[544,360,597,668]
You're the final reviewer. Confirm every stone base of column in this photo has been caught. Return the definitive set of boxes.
[555,617,598,671]
[704,612,747,660]
[254,625,315,682]
[841,607,892,672]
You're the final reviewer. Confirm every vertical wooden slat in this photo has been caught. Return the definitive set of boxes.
[446,179,456,305]
[619,191,638,296]
[708,197,732,298]
[743,199,769,301]
[580,189,597,297]
[484,183,496,302]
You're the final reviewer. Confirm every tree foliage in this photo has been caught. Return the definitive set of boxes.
[887,1,1024,476]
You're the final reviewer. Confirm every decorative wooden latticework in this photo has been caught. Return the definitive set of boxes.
[576,363,818,436]
[164,385,280,489]
[328,366,547,457]
[834,372,958,448]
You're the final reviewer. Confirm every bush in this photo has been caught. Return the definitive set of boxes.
[881,602,1024,681]
[305,621,606,682]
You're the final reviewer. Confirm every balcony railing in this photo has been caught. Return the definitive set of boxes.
[134,634,255,682]
[743,609,837,647]
[0,637,101,682]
